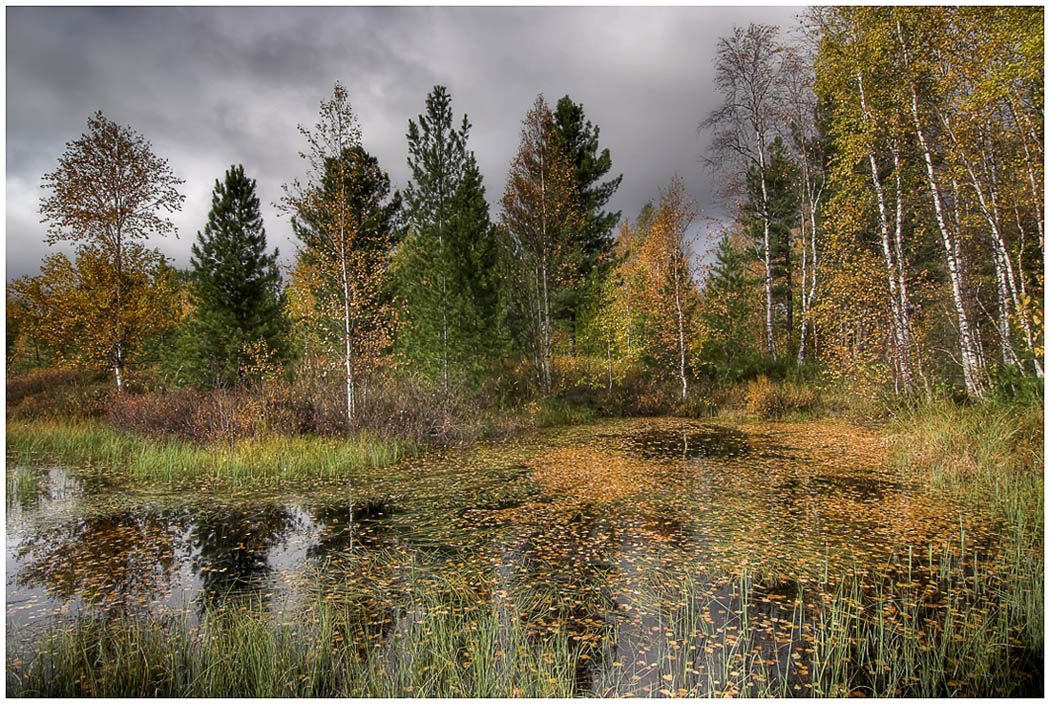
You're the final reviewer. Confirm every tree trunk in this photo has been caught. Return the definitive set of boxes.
[342,261,354,424]
[798,205,809,364]
[541,253,552,395]
[113,223,125,392]
[674,265,688,401]
[898,20,984,397]
[942,113,1028,370]
[756,137,778,360]
[858,72,913,393]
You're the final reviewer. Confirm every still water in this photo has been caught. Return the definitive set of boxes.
[5,418,1021,695]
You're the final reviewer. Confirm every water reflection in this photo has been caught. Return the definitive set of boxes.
[189,505,298,607]
[609,424,751,460]
[13,509,182,611]
[306,499,400,558]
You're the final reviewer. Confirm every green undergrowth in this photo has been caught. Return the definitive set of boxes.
[6,419,414,485]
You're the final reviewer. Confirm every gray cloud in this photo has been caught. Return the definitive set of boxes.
[6,5,802,281]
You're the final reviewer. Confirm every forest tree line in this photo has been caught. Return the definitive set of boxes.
[8,7,1043,429]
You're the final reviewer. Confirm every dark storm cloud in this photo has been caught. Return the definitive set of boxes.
[6,5,802,281]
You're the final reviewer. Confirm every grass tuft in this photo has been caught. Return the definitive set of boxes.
[6,419,414,485]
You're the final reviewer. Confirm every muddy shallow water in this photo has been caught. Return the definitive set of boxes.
[5,417,1024,695]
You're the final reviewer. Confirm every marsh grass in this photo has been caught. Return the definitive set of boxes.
[890,398,1043,656]
[605,528,1041,698]
[6,419,413,485]
[9,582,580,698]
[892,399,1043,524]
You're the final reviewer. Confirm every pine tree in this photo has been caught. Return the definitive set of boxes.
[183,164,286,387]
[552,95,622,354]
[396,85,505,389]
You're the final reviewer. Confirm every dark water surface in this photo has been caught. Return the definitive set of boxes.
[5,418,1024,695]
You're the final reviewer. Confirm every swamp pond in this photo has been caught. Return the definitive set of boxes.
[5,417,1040,696]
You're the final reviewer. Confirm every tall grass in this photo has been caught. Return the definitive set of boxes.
[9,584,580,697]
[891,398,1043,522]
[889,398,1043,655]
[6,419,413,485]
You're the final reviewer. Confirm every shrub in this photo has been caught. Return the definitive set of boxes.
[745,376,821,420]
[7,369,112,420]
[745,376,783,418]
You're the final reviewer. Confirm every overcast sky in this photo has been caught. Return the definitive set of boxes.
[6,5,804,281]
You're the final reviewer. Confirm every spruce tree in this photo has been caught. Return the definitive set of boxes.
[551,95,623,354]
[183,164,286,387]
[396,85,504,389]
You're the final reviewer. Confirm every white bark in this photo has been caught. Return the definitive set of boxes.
[341,242,354,424]
[898,19,985,398]
[673,252,688,400]
[798,204,808,364]
[941,113,1028,370]
[858,72,913,391]
[756,136,778,360]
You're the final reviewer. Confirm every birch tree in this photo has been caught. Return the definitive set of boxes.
[781,46,826,364]
[283,82,400,424]
[814,7,923,394]
[704,23,787,360]
[9,245,180,375]
[933,7,1043,376]
[894,10,987,397]
[39,111,184,390]
[637,177,699,400]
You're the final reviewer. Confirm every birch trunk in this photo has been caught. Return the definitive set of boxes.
[113,232,125,392]
[858,72,913,391]
[941,113,1029,370]
[798,205,809,364]
[341,248,354,424]
[673,254,688,400]
[339,152,355,424]
[756,136,778,360]
[1009,101,1045,254]
[898,19,985,397]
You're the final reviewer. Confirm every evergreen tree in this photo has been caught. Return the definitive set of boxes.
[700,232,756,380]
[501,95,581,394]
[396,85,505,389]
[183,164,286,387]
[551,96,623,353]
